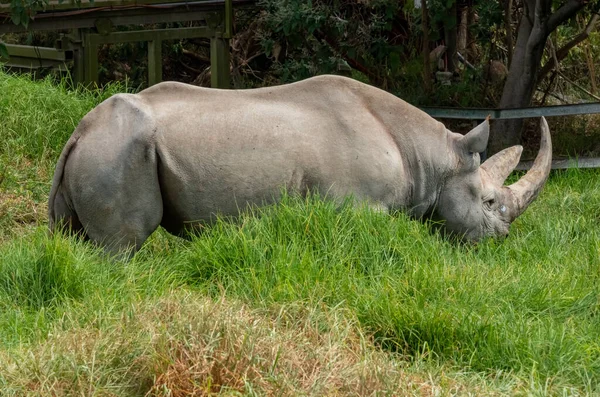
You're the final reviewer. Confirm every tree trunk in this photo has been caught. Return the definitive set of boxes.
[467,6,477,59]
[488,0,589,154]
[504,0,513,67]
[421,0,432,92]
[489,0,545,153]
[457,6,468,57]
[444,1,458,73]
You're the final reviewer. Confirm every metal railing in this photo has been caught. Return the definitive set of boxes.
[419,103,600,170]
[421,103,600,120]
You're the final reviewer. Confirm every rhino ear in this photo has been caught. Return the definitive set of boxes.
[459,117,489,154]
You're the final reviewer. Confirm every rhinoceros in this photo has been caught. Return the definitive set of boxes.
[48,75,551,255]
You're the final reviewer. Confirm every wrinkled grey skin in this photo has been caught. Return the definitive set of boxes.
[48,75,552,255]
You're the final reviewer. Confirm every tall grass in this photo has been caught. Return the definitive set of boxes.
[1,70,599,395]
[0,71,124,238]
[0,71,124,161]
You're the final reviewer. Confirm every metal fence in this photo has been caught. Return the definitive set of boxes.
[420,103,600,170]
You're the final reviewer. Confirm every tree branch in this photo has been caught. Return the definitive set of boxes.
[547,0,589,32]
[538,11,599,82]
[182,48,210,63]
[557,69,600,101]
[315,32,382,85]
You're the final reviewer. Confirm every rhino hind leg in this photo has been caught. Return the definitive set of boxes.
[67,151,164,258]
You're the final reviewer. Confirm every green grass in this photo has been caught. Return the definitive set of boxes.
[1,70,600,395]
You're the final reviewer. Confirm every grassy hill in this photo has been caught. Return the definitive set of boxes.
[1,71,599,395]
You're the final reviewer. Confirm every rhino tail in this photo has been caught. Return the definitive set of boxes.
[48,133,84,236]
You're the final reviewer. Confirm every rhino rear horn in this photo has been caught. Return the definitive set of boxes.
[480,145,523,186]
[507,117,552,218]
[460,117,489,154]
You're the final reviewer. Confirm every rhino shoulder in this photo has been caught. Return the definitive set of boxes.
[70,92,156,151]
[138,81,205,97]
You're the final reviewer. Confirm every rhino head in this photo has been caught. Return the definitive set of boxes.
[433,117,552,241]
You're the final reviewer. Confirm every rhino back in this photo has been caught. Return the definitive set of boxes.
[136,76,425,226]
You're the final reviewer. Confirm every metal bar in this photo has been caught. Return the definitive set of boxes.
[210,36,230,88]
[3,44,67,61]
[0,8,214,33]
[421,103,600,120]
[147,39,163,86]
[0,0,253,12]
[516,157,600,171]
[86,26,214,45]
[0,56,69,70]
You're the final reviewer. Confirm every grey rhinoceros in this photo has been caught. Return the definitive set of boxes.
[48,75,551,255]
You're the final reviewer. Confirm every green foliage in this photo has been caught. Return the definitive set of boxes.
[257,0,405,85]
[8,0,46,28]
[0,42,8,60]
[5,0,88,28]
[472,0,503,43]
[0,232,88,310]
[0,70,124,161]
[251,0,509,106]
[1,170,600,392]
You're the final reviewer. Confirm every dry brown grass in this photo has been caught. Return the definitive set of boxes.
[0,191,46,224]
[0,291,490,396]
[0,157,50,242]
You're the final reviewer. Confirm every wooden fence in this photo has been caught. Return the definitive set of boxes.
[0,0,255,88]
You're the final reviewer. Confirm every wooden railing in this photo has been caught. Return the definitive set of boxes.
[0,0,256,87]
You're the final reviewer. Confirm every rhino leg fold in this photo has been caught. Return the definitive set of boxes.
[50,184,85,237]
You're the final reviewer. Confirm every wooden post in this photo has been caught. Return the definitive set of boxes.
[210,37,230,88]
[224,0,233,38]
[71,29,85,86]
[83,32,99,86]
[148,39,162,86]
[72,48,85,85]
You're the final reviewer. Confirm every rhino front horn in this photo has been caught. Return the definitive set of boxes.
[507,117,553,218]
